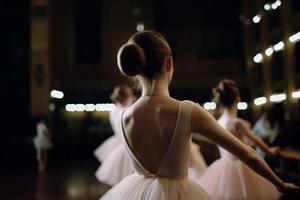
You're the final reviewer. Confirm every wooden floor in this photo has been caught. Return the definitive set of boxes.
[1,161,111,200]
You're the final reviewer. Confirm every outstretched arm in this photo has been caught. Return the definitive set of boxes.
[236,120,279,155]
[190,103,299,193]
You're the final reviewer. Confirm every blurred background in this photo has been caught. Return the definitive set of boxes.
[0,0,300,199]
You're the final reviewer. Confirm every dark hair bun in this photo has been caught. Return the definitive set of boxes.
[213,79,239,107]
[117,43,146,77]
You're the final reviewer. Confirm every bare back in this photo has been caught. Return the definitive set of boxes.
[122,96,189,176]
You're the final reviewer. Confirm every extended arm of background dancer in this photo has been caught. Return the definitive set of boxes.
[191,103,300,194]
[236,120,279,156]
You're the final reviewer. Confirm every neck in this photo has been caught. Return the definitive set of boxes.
[223,104,238,118]
[140,75,170,97]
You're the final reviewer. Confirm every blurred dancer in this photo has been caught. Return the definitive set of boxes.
[188,141,208,181]
[252,109,278,158]
[94,85,136,162]
[199,79,283,200]
[100,31,299,200]
[94,85,136,185]
[33,117,53,172]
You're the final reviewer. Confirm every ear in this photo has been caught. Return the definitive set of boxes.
[236,95,241,103]
[166,56,172,72]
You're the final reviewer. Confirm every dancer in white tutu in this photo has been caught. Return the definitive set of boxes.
[188,141,207,181]
[94,85,136,185]
[94,85,136,162]
[198,79,283,200]
[33,117,53,172]
[100,30,299,200]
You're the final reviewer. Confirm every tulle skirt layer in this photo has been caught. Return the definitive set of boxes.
[100,173,212,200]
[94,135,121,162]
[33,136,53,150]
[95,144,134,186]
[188,142,207,182]
[198,158,282,200]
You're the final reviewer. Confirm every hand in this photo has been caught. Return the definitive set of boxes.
[268,146,280,155]
[277,182,300,194]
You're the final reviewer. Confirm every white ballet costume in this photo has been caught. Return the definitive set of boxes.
[94,106,134,185]
[188,142,207,182]
[33,122,53,150]
[94,106,123,162]
[198,118,282,200]
[100,100,211,200]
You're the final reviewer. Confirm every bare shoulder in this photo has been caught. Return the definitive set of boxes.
[123,97,183,120]
[235,118,251,132]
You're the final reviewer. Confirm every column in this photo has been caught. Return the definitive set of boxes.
[30,0,50,116]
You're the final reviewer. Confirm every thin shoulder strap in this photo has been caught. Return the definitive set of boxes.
[156,100,194,174]
[179,100,194,133]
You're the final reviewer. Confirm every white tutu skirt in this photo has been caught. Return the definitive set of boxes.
[95,144,134,186]
[33,136,53,150]
[94,135,121,162]
[198,158,282,200]
[100,173,212,200]
[188,142,207,181]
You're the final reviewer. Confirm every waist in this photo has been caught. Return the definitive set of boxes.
[135,171,187,180]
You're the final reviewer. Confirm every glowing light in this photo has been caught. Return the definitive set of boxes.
[237,102,248,110]
[264,4,271,10]
[253,53,263,63]
[203,102,216,110]
[95,103,116,112]
[275,0,281,7]
[50,90,64,99]
[65,104,76,112]
[273,41,284,51]
[271,3,278,9]
[289,32,300,43]
[136,22,144,32]
[265,47,274,56]
[66,103,116,112]
[292,90,300,99]
[252,15,261,24]
[269,93,287,102]
[254,97,267,106]
[75,104,85,112]
[85,104,95,112]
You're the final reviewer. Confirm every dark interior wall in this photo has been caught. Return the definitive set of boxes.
[73,0,102,64]
[0,0,31,164]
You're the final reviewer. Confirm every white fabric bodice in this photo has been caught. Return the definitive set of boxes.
[109,105,123,136]
[36,122,47,137]
[217,117,247,160]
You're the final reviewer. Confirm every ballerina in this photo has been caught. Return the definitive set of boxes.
[94,85,136,162]
[198,79,283,200]
[94,85,136,185]
[100,30,299,200]
[33,117,53,172]
[188,141,208,181]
